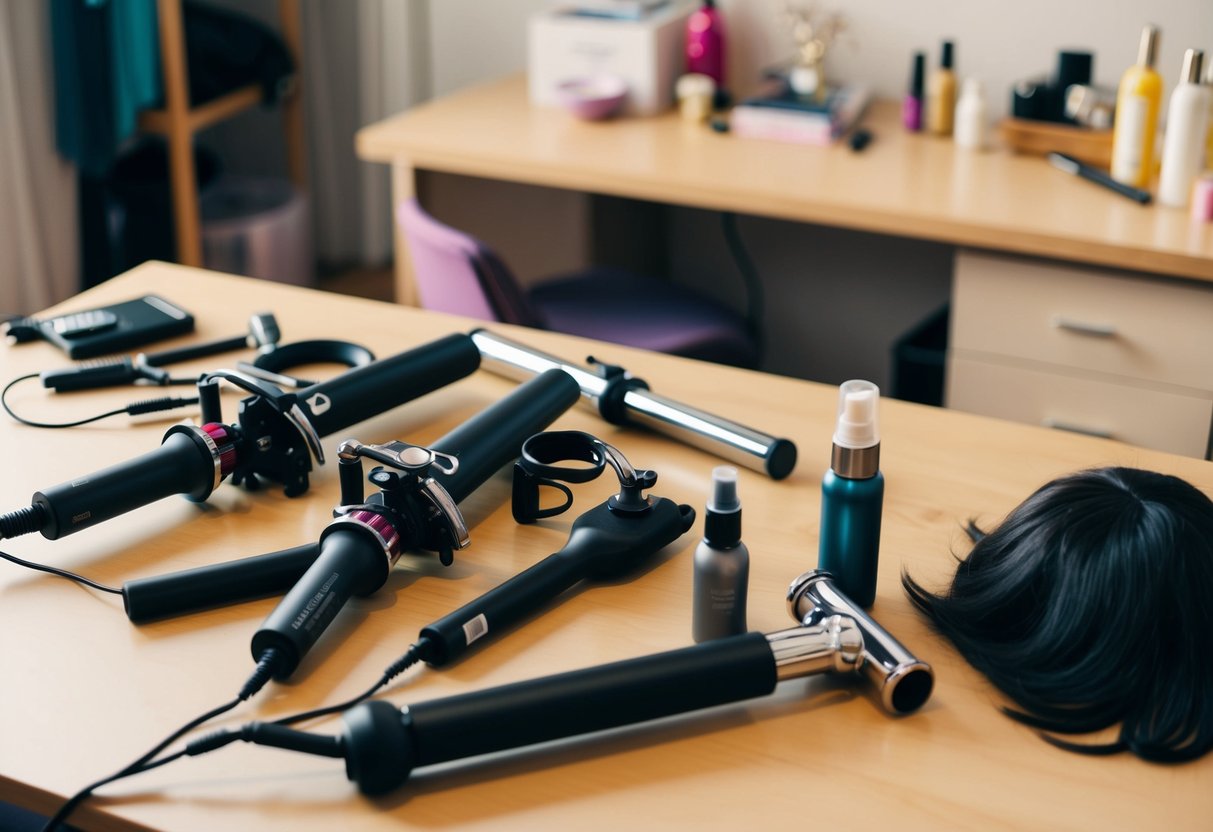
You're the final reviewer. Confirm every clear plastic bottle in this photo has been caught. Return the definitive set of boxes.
[953,78,989,150]
[1158,49,1210,207]
[692,466,749,642]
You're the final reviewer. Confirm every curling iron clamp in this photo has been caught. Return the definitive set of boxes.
[208,571,933,795]
[469,329,798,480]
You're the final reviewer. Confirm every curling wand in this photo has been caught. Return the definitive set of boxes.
[121,368,582,624]
[0,333,481,542]
[248,369,581,680]
[410,430,695,667]
[470,329,797,479]
[185,571,932,796]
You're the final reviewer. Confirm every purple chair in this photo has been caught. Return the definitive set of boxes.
[398,199,759,368]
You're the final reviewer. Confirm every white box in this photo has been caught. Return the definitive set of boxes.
[528,3,692,116]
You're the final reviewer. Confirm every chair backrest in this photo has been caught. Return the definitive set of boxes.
[396,199,543,326]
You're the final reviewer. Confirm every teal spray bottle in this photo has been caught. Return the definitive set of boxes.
[817,380,883,608]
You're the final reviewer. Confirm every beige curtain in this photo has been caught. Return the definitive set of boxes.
[0,2,77,314]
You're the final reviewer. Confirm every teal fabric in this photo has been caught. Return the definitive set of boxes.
[52,0,161,176]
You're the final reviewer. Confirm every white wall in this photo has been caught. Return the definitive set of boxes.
[427,0,1213,114]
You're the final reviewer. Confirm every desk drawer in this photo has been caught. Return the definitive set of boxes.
[947,354,1213,457]
[952,251,1213,391]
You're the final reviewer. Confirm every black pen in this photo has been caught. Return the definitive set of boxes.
[1047,152,1152,204]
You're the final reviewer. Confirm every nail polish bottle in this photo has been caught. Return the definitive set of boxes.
[692,466,749,642]
[926,40,957,136]
[817,380,883,609]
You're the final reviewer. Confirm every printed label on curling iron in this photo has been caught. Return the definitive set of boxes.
[463,614,489,646]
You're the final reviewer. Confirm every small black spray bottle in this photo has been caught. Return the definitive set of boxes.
[692,466,749,642]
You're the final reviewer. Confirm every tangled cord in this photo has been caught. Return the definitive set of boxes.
[2,373,199,429]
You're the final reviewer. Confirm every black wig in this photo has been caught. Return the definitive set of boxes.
[902,466,1213,762]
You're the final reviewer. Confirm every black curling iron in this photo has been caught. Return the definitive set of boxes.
[247,369,582,681]
[470,329,798,480]
[121,368,582,626]
[409,430,695,668]
[184,571,933,796]
[0,333,481,542]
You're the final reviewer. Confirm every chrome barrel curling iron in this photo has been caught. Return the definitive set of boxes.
[469,329,797,479]
[196,570,931,795]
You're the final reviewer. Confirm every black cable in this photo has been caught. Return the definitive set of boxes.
[274,639,428,727]
[183,638,430,769]
[42,648,285,832]
[720,211,766,361]
[2,373,199,429]
[0,547,121,595]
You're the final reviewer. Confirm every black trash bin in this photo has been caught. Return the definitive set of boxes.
[890,305,949,407]
[79,140,220,287]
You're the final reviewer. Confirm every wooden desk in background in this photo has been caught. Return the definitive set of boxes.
[356,74,1213,302]
[357,74,1213,459]
[1,263,1210,831]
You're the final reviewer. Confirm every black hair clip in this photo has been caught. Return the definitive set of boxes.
[512,430,657,523]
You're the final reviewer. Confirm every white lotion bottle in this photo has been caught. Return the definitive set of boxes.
[692,466,749,642]
[1158,49,1210,207]
[953,78,989,150]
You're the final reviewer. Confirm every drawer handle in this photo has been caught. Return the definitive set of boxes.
[1051,315,1118,338]
[1042,418,1114,440]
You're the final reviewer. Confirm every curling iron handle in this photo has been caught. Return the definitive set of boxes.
[251,526,389,679]
[31,430,215,540]
[419,553,584,667]
[123,543,321,623]
[298,333,480,438]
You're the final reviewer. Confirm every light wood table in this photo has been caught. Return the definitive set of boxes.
[1,263,1210,831]
[356,74,1213,305]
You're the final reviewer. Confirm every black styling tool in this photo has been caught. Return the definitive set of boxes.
[177,570,933,798]
[245,369,581,680]
[470,329,797,480]
[36,369,580,832]
[121,368,581,624]
[37,312,283,392]
[411,430,695,667]
[0,334,481,542]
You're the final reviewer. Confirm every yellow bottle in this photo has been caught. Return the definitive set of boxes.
[926,40,956,136]
[1110,24,1163,188]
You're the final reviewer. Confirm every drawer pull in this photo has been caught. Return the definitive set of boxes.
[1051,315,1118,338]
[1042,418,1114,439]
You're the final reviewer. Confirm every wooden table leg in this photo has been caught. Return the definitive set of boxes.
[391,160,419,306]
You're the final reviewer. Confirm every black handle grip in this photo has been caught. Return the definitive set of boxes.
[298,334,481,438]
[41,357,139,392]
[142,334,248,367]
[428,368,581,503]
[419,496,694,666]
[123,543,320,623]
[342,632,778,794]
[251,526,388,679]
[419,553,584,666]
[30,430,215,540]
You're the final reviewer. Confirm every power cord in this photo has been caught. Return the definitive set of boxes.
[41,641,430,829]
[2,373,199,429]
[0,546,121,595]
[720,211,766,362]
[42,648,286,832]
